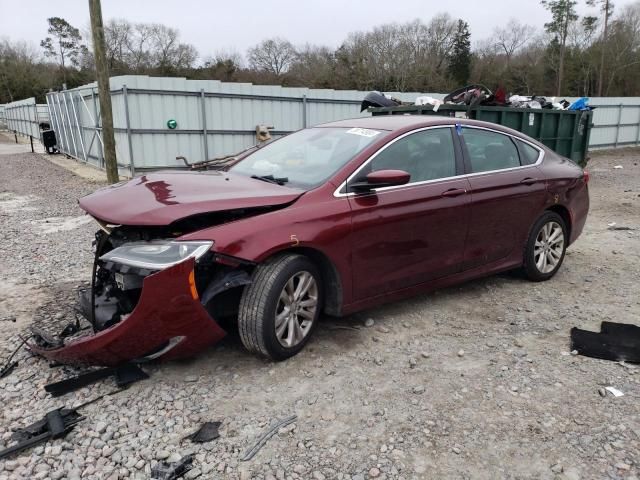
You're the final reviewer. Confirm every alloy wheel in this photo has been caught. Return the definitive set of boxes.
[274,271,318,348]
[534,221,565,274]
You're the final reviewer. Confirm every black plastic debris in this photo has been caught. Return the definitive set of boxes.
[571,322,640,363]
[0,361,18,379]
[30,327,63,349]
[360,91,402,112]
[151,454,193,480]
[185,421,221,443]
[0,407,83,459]
[0,335,33,379]
[44,363,149,397]
[241,414,297,461]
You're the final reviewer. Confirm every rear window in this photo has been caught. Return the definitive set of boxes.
[517,140,541,165]
[462,128,520,173]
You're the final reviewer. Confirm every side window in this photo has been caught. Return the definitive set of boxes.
[369,128,457,183]
[516,139,541,165]
[462,128,520,173]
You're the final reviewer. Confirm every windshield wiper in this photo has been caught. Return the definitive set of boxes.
[250,174,289,185]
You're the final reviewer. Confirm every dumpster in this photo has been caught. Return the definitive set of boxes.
[369,104,593,166]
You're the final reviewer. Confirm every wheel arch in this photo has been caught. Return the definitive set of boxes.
[546,204,572,239]
[264,246,343,317]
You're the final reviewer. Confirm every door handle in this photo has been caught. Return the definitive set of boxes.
[441,188,467,197]
[520,177,538,185]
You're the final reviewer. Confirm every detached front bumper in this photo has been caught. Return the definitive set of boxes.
[29,258,226,367]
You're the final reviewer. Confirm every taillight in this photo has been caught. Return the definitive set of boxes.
[582,170,590,184]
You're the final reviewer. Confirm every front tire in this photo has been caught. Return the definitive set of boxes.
[238,254,322,360]
[522,211,568,281]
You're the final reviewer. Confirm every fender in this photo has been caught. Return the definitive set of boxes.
[178,189,355,307]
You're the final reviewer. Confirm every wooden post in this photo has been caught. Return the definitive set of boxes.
[88,0,118,183]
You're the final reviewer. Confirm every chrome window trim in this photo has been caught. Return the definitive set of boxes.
[332,124,545,198]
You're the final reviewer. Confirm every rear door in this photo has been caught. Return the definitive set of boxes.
[459,126,546,270]
[346,126,471,300]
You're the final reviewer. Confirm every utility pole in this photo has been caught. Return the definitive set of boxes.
[88,0,118,183]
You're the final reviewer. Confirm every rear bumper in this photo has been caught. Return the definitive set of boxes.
[29,258,226,367]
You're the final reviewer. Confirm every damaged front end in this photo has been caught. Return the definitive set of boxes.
[30,226,251,367]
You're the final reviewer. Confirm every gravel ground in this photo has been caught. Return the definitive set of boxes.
[0,141,639,480]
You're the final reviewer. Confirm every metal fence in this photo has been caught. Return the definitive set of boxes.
[1,75,638,175]
[3,98,50,139]
[0,104,6,130]
[583,98,640,149]
[44,75,441,175]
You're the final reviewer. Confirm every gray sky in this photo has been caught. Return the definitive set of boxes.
[1,0,636,62]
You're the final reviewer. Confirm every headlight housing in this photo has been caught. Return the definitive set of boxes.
[100,240,213,270]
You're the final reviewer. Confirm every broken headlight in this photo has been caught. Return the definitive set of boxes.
[100,240,213,270]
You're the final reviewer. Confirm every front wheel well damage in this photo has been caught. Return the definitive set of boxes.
[273,247,343,317]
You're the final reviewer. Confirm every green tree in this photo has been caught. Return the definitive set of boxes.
[541,0,578,95]
[40,17,87,83]
[448,20,472,85]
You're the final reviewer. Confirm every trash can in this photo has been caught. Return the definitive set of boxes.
[369,104,593,166]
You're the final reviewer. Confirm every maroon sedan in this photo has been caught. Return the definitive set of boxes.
[32,116,589,365]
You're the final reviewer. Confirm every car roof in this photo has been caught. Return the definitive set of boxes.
[318,115,452,131]
[317,115,548,150]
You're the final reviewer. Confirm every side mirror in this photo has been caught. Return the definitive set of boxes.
[350,169,411,192]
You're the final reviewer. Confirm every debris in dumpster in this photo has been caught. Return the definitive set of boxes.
[44,363,149,397]
[570,322,640,363]
[184,421,222,443]
[0,407,83,460]
[151,454,194,480]
[241,414,297,461]
[568,97,593,111]
[443,84,492,105]
[360,91,403,112]
[605,386,624,397]
[415,96,443,111]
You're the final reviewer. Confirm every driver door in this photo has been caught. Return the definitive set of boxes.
[347,127,471,301]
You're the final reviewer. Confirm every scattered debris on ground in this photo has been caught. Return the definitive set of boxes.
[0,140,638,478]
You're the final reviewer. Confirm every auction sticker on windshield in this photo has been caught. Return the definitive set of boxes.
[346,128,381,138]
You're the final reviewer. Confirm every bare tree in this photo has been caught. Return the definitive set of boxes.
[247,38,297,75]
[493,20,537,63]
[104,18,133,71]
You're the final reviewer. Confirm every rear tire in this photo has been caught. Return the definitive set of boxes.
[522,211,568,281]
[238,254,322,360]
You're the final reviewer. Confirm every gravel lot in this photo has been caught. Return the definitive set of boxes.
[0,136,639,480]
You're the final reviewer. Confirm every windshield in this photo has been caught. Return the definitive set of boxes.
[230,127,384,189]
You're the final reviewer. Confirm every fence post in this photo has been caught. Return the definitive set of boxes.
[614,103,623,148]
[32,101,39,144]
[62,91,79,158]
[92,88,104,168]
[55,93,69,155]
[200,88,209,162]
[636,106,640,146]
[302,94,307,128]
[123,85,136,176]
[70,92,88,162]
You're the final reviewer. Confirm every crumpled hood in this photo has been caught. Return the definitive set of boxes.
[80,171,304,226]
